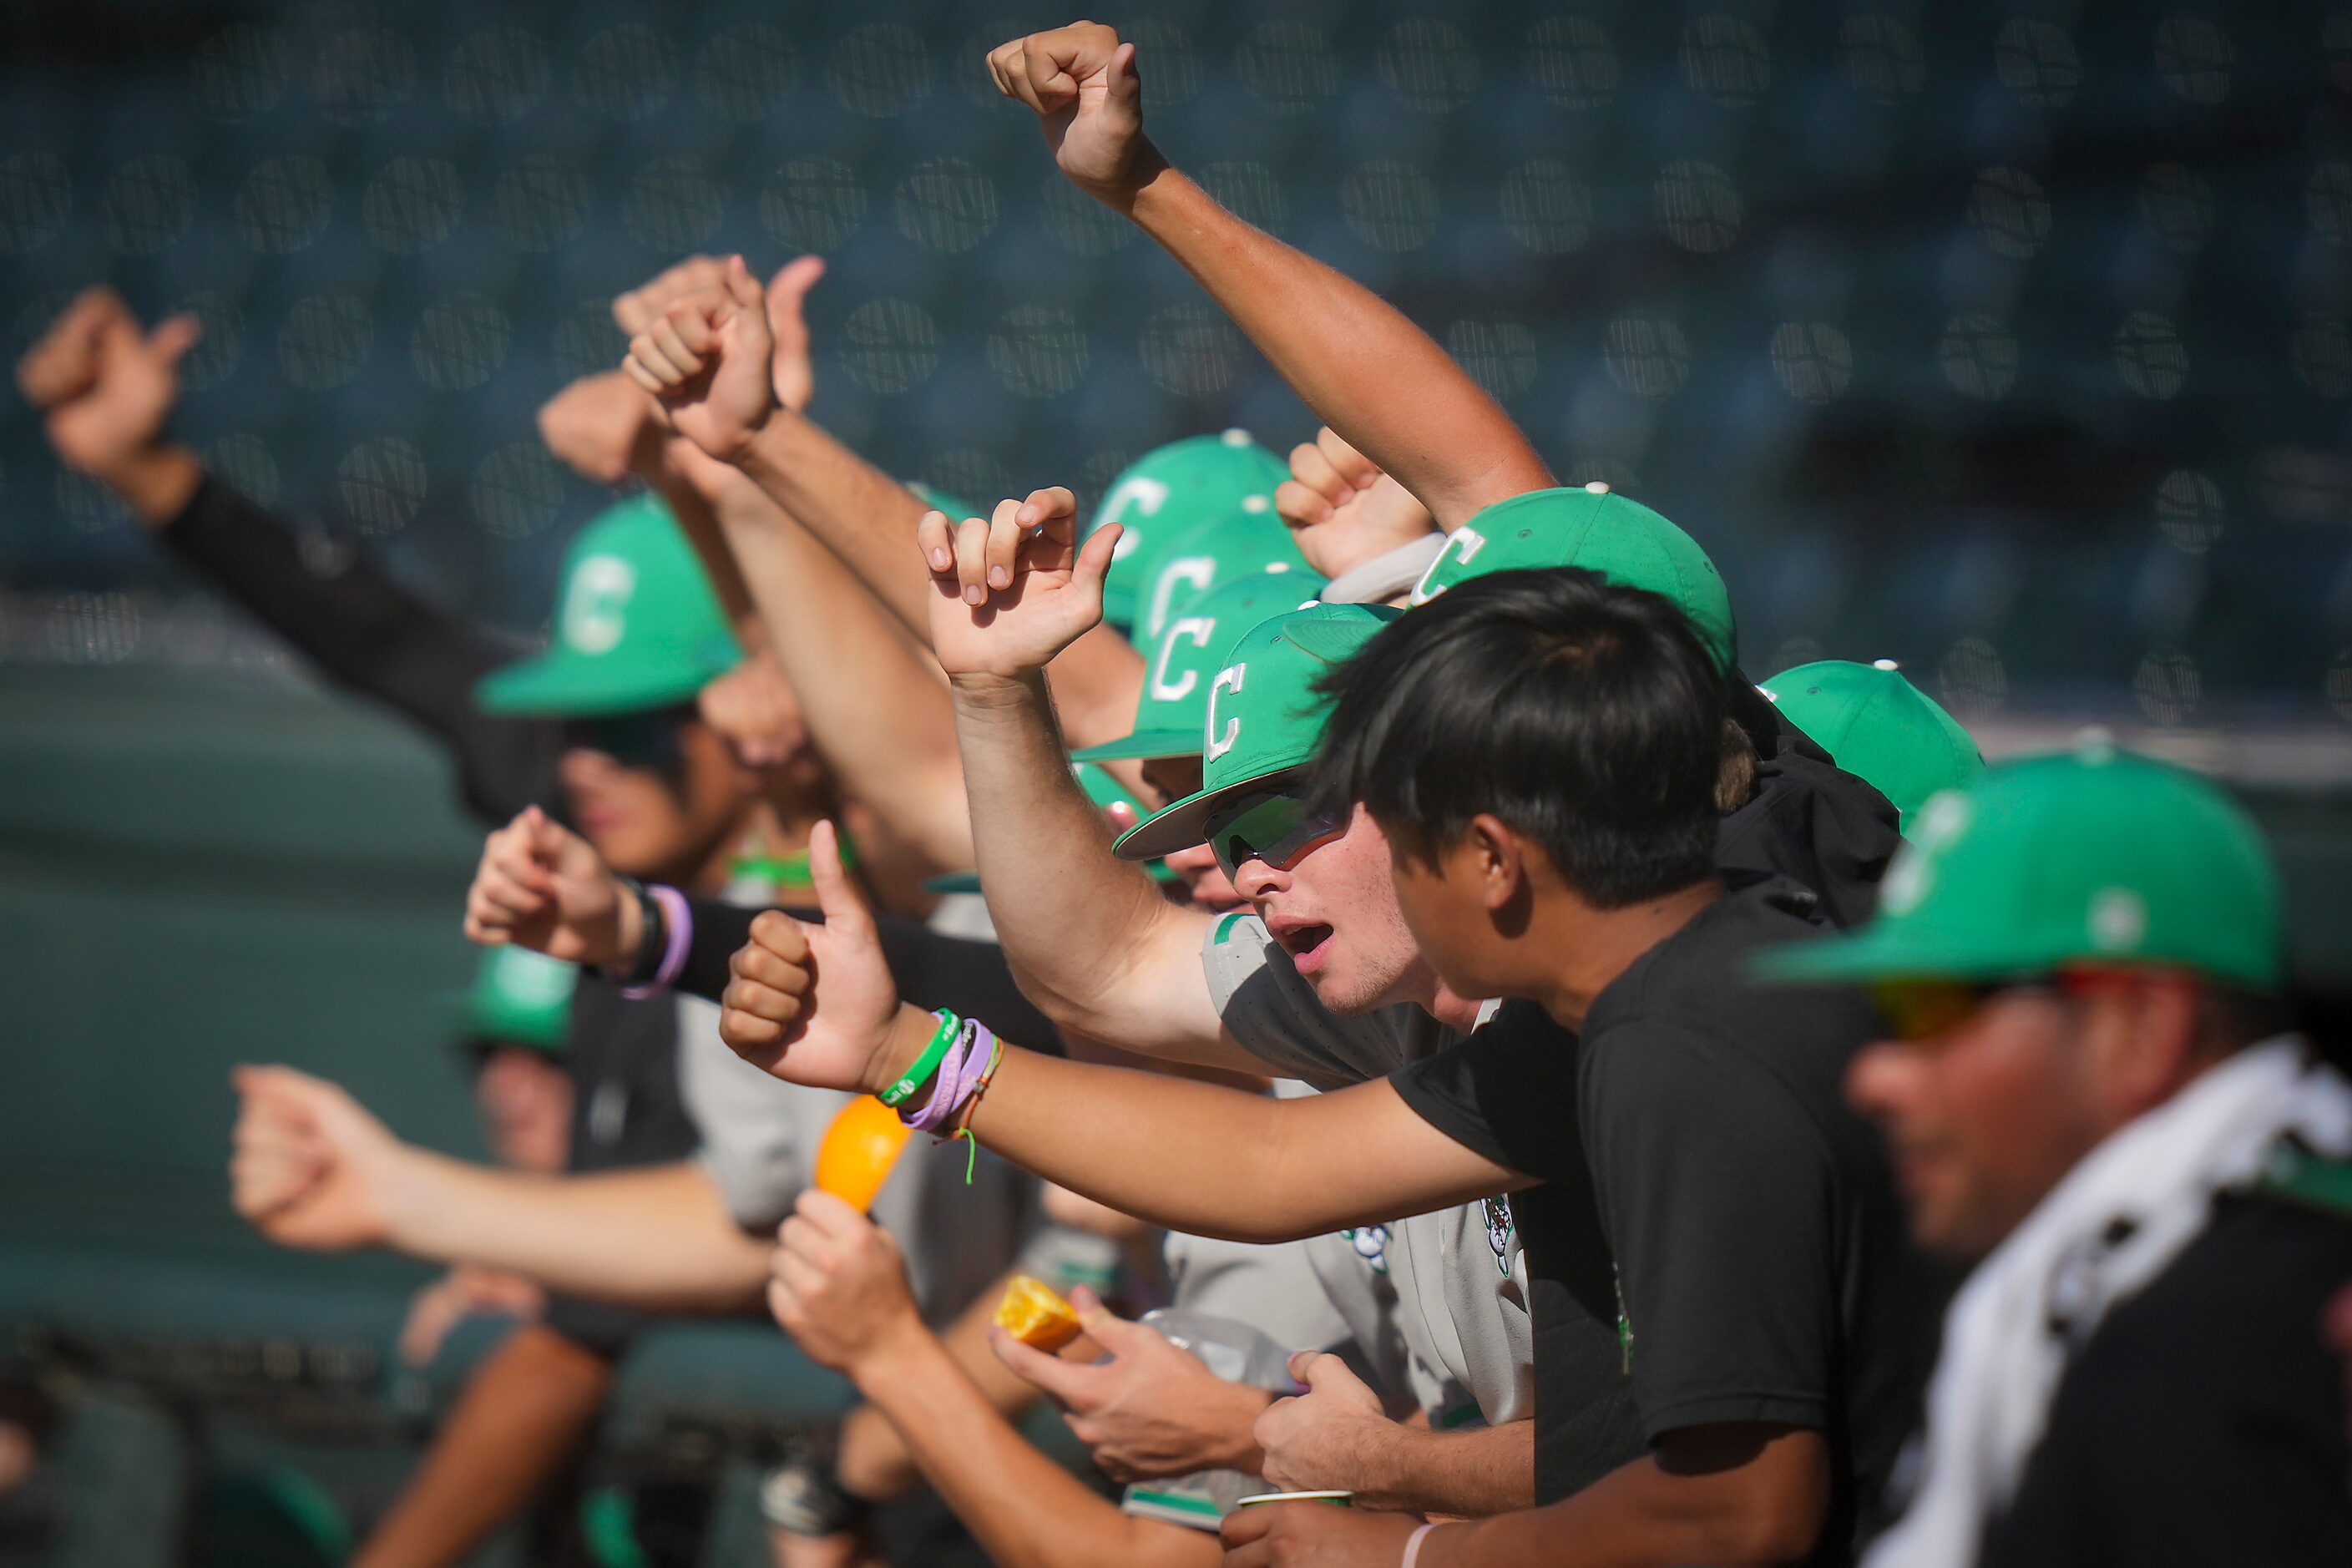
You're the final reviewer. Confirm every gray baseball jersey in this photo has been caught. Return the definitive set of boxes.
[1200,912,1533,1428]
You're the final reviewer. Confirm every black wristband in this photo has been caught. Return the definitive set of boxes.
[615,876,665,985]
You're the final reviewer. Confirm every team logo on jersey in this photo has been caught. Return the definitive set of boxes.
[562,555,636,655]
[1340,1223,1390,1276]
[1204,662,1247,760]
[1480,1195,1515,1274]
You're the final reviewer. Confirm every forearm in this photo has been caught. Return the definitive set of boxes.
[878,1017,1514,1242]
[1115,154,1551,529]
[647,462,761,629]
[381,1155,768,1311]
[708,478,974,872]
[837,1267,1043,1500]
[734,410,1146,745]
[1418,1433,1827,1568]
[854,1323,1211,1568]
[1341,1419,1534,1518]
[950,670,1221,1054]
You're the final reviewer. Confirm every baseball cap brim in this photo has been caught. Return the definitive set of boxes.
[1069,728,1202,765]
[1753,925,2080,987]
[1114,766,1300,862]
[474,647,729,718]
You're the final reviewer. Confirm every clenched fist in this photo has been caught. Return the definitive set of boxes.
[16,286,204,521]
[1277,429,1438,581]
[230,1065,408,1253]
[986,23,1152,203]
[620,255,778,463]
[463,806,633,967]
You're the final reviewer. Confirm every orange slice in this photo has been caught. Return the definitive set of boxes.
[994,1273,1084,1352]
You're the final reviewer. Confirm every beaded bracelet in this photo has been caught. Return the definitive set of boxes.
[879,1009,960,1107]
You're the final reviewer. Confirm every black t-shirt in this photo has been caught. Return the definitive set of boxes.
[1981,1190,2352,1566]
[1394,881,1944,1560]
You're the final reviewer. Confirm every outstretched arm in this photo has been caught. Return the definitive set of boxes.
[617,257,1144,747]
[712,834,1520,1242]
[989,25,1553,529]
[230,1066,768,1311]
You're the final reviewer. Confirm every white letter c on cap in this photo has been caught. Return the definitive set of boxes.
[1409,526,1487,605]
[1205,662,1247,761]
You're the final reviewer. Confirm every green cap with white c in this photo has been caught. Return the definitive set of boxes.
[458,946,579,1051]
[1113,604,1401,861]
[1074,569,1329,766]
[1759,660,1985,832]
[475,493,740,717]
[1130,513,1315,645]
[1089,432,1289,629]
[1755,745,2284,993]
[1411,485,1737,671]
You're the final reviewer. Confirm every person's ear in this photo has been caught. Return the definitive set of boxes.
[1464,812,1525,913]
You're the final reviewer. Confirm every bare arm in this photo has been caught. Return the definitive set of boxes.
[701,470,976,873]
[1414,1426,1831,1568]
[378,1155,770,1311]
[616,258,1144,746]
[951,666,1226,1057]
[990,27,1554,529]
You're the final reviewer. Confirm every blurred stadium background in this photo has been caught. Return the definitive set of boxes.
[2,1,2350,1562]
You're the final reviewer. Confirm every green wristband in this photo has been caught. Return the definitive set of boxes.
[879,1009,959,1108]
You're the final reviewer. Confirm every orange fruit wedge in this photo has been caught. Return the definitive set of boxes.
[994,1274,1084,1353]
[813,1095,913,1211]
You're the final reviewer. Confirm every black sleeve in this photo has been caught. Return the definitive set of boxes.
[1390,1000,1582,1182]
[672,897,1065,1053]
[160,474,563,822]
[1581,1022,1838,1444]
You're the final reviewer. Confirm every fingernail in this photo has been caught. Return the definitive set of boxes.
[1018,507,1038,524]
[930,549,951,570]
[989,566,1010,589]
[965,584,984,604]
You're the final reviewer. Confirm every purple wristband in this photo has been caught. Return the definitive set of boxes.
[908,1019,995,1134]
[621,884,692,999]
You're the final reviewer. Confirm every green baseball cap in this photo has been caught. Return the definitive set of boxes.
[926,763,1180,892]
[475,493,741,716]
[1759,660,1985,832]
[1089,431,1289,628]
[1409,485,1737,671]
[1756,745,2284,993]
[1073,569,1330,766]
[1131,513,1316,645]
[1113,603,1402,862]
[458,945,579,1051]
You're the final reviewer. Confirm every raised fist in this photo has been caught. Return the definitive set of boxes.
[620,255,777,463]
[919,488,1121,682]
[1277,428,1439,580]
[16,286,199,484]
[615,252,825,416]
[463,806,630,968]
[986,24,1148,200]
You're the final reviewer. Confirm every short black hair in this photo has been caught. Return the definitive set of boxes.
[1309,568,1725,908]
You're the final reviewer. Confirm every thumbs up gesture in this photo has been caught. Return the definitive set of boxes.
[719,821,919,1092]
[987,24,1151,204]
